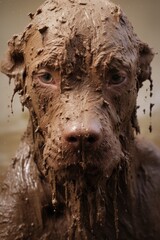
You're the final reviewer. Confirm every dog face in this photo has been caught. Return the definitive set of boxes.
[1,0,153,184]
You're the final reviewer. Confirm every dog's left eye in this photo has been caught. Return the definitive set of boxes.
[109,71,127,85]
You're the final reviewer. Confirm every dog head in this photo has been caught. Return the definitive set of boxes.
[1,0,154,197]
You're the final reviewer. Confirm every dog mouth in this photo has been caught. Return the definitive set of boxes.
[85,165,101,175]
[44,160,103,193]
[55,163,102,181]
[43,145,122,185]
[43,141,104,171]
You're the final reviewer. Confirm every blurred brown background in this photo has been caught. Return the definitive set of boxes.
[0,0,160,176]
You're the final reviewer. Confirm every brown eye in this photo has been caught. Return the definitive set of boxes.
[110,71,127,85]
[38,72,54,84]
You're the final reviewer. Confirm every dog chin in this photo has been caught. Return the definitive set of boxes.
[46,159,117,190]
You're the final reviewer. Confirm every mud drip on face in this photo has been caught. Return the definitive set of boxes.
[48,169,107,238]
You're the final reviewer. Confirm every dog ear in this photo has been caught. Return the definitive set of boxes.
[1,34,25,79]
[137,43,154,88]
[1,34,26,96]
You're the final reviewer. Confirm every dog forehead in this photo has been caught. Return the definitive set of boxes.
[24,0,138,70]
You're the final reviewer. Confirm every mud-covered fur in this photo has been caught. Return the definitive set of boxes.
[0,0,160,239]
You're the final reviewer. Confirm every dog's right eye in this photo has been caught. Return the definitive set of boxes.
[108,69,128,85]
[110,73,126,85]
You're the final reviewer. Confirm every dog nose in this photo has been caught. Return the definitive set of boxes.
[63,123,102,149]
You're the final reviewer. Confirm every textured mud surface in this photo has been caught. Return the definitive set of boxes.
[0,0,160,239]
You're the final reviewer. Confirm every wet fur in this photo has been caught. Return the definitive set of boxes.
[0,0,160,239]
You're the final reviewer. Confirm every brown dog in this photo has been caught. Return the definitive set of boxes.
[0,0,160,239]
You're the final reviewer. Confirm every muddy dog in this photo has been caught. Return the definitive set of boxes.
[0,0,160,239]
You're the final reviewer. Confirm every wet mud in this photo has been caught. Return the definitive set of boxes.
[0,0,160,239]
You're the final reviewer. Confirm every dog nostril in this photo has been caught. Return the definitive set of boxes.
[86,134,99,144]
[67,136,79,143]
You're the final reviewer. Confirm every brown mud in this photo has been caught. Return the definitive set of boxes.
[0,0,160,239]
